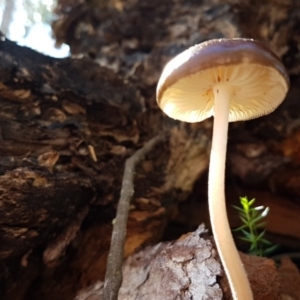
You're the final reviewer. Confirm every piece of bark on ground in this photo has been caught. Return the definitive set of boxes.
[75,224,283,300]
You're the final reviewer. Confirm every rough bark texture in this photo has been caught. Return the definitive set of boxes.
[75,225,283,300]
[76,225,223,300]
[0,0,300,299]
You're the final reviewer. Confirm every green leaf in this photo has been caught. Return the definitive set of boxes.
[254,230,266,242]
[249,243,258,251]
[232,205,246,216]
[239,236,253,243]
[256,222,267,228]
[233,225,248,232]
[249,215,264,227]
[248,198,256,206]
[240,216,250,225]
[260,238,272,245]
[232,205,246,213]
[264,244,279,254]
[240,229,255,242]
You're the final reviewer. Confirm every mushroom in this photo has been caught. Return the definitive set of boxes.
[156,38,289,300]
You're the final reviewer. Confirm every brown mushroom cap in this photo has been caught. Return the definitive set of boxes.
[157,38,290,122]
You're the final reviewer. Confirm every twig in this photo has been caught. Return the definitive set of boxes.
[103,135,165,300]
[88,144,98,162]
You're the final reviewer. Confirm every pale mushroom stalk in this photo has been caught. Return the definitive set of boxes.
[209,83,253,300]
[156,38,289,300]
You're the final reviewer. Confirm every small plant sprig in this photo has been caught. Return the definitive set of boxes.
[233,196,278,257]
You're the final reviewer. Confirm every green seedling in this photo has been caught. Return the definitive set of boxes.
[233,196,278,257]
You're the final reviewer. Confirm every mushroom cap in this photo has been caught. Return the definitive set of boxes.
[157,38,290,122]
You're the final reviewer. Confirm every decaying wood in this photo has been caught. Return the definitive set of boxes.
[77,225,224,300]
[0,0,300,299]
[76,225,283,300]
[0,34,208,300]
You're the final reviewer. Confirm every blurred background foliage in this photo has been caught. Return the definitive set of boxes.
[0,0,69,57]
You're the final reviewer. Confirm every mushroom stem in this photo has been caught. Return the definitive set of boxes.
[209,84,253,300]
